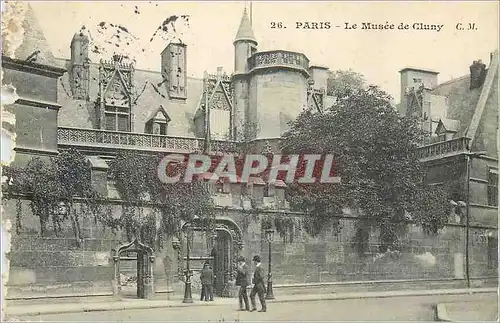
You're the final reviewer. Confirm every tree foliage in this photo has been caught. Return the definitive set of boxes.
[3,149,215,250]
[108,151,215,246]
[281,83,451,252]
[327,69,366,98]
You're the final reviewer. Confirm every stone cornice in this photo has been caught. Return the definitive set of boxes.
[2,56,66,78]
[14,146,59,156]
[14,97,62,110]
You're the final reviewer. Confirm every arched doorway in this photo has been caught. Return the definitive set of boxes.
[179,218,243,298]
[112,238,155,299]
[213,228,232,297]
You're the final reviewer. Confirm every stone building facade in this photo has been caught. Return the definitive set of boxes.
[400,52,499,285]
[2,5,498,300]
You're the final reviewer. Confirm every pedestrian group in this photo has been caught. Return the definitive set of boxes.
[199,255,267,312]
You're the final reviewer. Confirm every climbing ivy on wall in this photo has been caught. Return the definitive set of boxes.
[259,213,304,243]
[107,151,215,249]
[241,208,260,233]
[2,149,215,250]
[2,149,102,246]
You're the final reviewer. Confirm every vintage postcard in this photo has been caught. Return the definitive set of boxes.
[1,1,498,322]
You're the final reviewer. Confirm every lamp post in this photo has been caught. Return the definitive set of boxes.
[183,225,194,303]
[264,228,275,300]
[171,236,181,275]
[464,151,486,289]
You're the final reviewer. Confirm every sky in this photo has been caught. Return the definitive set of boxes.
[30,1,498,102]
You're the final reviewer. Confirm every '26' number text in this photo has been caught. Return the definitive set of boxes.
[270,22,285,29]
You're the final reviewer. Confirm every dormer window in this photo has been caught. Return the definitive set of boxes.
[152,121,167,135]
[145,105,171,135]
[215,181,230,194]
[435,118,460,141]
[264,183,275,197]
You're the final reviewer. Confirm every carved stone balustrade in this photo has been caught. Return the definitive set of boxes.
[57,127,240,154]
[58,127,202,153]
[417,137,470,161]
[247,50,310,76]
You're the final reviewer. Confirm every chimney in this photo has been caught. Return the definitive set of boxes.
[161,42,187,100]
[398,67,439,116]
[69,32,90,100]
[308,65,329,91]
[70,31,89,65]
[469,60,487,90]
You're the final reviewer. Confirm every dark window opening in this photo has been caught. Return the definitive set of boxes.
[159,123,167,135]
[487,169,498,206]
[264,183,275,197]
[487,237,498,269]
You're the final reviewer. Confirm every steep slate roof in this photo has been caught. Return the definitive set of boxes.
[11,4,56,66]
[429,50,498,156]
[430,75,479,137]
[234,8,257,43]
[56,59,204,138]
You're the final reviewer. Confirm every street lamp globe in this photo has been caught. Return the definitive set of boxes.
[171,237,180,250]
[265,229,274,242]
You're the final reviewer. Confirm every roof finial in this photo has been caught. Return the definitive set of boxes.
[250,1,253,26]
[234,4,257,43]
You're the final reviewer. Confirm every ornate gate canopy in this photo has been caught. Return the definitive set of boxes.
[112,238,155,299]
[179,217,243,297]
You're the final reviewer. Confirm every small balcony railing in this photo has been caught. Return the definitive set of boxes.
[247,50,309,73]
[57,127,239,153]
[417,137,470,160]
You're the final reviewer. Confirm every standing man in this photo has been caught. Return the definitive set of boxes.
[200,263,214,302]
[235,256,250,311]
[249,255,267,312]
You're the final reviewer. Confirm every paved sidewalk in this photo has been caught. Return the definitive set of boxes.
[436,298,498,321]
[5,287,496,317]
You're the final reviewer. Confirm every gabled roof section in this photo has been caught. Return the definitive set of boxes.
[435,118,460,134]
[431,74,480,136]
[146,105,171,124]
[234,8,257,44]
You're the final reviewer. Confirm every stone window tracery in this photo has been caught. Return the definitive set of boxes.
[105,106,130,132]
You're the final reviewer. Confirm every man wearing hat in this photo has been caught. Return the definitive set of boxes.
[249,255,267,312]
[200,262,214,301]
[235,256,250,311]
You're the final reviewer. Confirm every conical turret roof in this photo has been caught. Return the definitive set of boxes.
[9,4,56,66]
[234,8,257,43]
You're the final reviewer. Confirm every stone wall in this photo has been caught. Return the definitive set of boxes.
[235,211,497,285]
[3,199,497,299]
[4,199,178,299]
